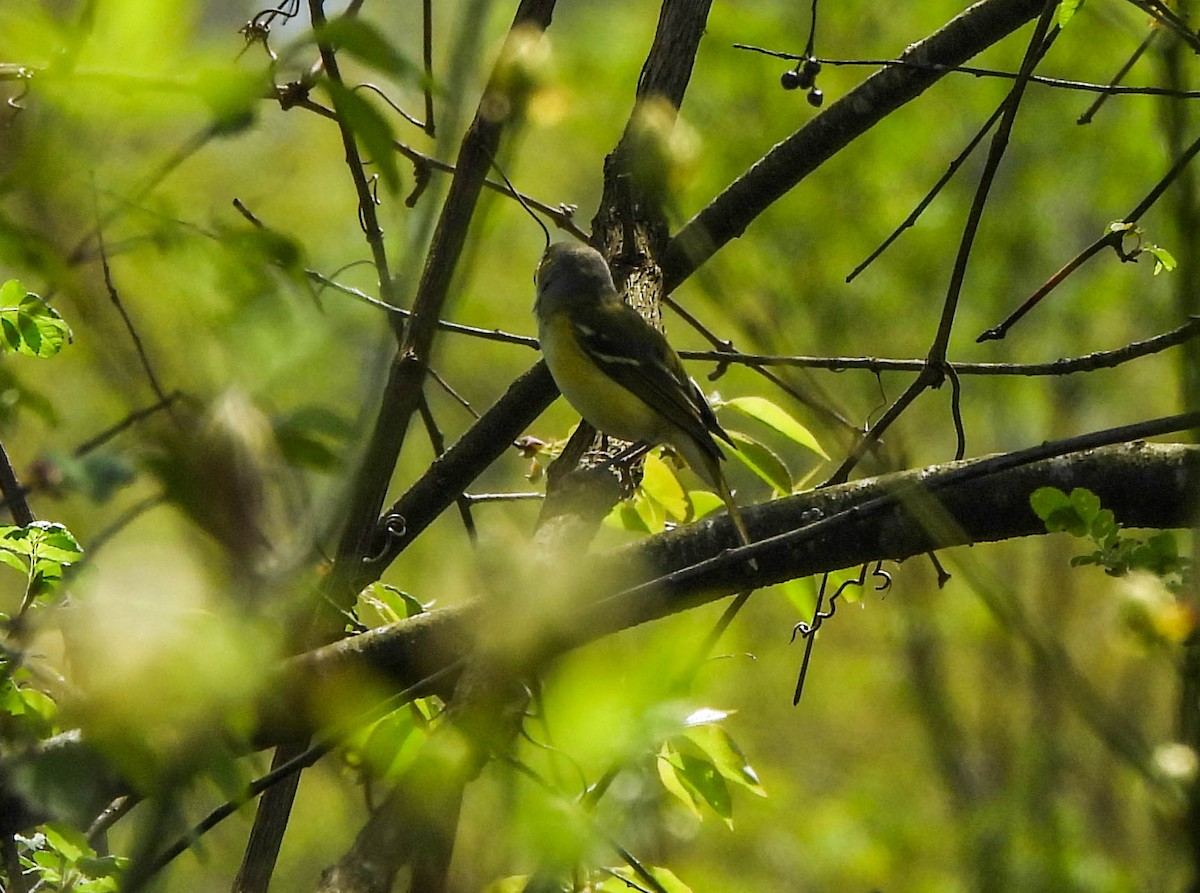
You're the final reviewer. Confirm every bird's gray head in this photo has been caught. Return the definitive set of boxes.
[534,242,618,314]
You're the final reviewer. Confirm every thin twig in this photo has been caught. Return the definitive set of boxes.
[731,47,1200,99]
[1077,27,1157,125]
[94,182,171,405]
[847,101,1005,282]
[681,317,1200,373]
[826,6,1059,486]
[291,96,586,239]
[979,129,1200,341]
[303,269,538,347]
[73,391,183,456]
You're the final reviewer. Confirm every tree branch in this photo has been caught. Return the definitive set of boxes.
[662,0,1047,288]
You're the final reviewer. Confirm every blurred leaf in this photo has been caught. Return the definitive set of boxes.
[274,406,352,472]
[596,866,695,892]
[721,396,828,459]
[194,65,261,135]
[605,499,652,534]
[314,18,421,83]
[41,822,88,863]
[323,80,401,193]
[683,707,731,727]
[42,450,137,504]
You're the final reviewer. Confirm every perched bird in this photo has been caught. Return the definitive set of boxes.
[533,241,752,552]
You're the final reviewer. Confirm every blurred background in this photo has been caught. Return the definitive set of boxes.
[0,1,1195,890]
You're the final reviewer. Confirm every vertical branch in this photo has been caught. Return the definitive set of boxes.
[825,3,1058,485]
[238,8,557,891]
[929,3,1057,363]
[308,0,397,327]
[325,0,557,606]
[422,0,436,137]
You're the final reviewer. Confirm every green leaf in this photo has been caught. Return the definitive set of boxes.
[0,549,28,575]
[657,743,703,818]
[1056,0,1084,27]
[687,488,724,520]
[605,500,651,534]
[323,80,401,193]
[671,750,733,826]
[726,430,792,494]
[0,279,23,305]
[274,406,352,471]
[26,521,84,565]
[1148,245,1177,275]
[360,583,427,626]
[1030,486,1087,536]
[1029,486,1069,522]
[41,822,92,863]
[639,451,689,522]
[0,290,72,358]
[721,396,828,459]
[596,866,695,893]
[682,723,767,797]
[1069,487,1101,525]
[1089,508,1118,544]
[315,18,420,82]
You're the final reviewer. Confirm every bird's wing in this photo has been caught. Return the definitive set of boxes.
[572,301,731,459]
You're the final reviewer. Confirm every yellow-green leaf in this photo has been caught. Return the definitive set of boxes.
[727,430,792,494]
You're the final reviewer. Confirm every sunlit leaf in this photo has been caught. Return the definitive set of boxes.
[688,488,724,520]
[672,750,733,826]
[721,396,828,459]
[683,707,731,727]
[0,286,72,358]
[657,743,702,818]
[682,723,767,797]
[596,866,695,893]
[1149,245,1177,275]
[1056,0,1084,27]
[639,451,688,522]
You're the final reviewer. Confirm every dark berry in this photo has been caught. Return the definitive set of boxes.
[795,67,815,90]
[780,68,802,90]
[802,58,822,79]
[807,87,824,108]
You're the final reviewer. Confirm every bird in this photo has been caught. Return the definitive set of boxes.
[533,240,753,554]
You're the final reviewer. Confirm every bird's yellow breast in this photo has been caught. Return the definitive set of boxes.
[539,312,667,444]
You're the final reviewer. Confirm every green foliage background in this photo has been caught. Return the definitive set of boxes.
[0,1,1195,890]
